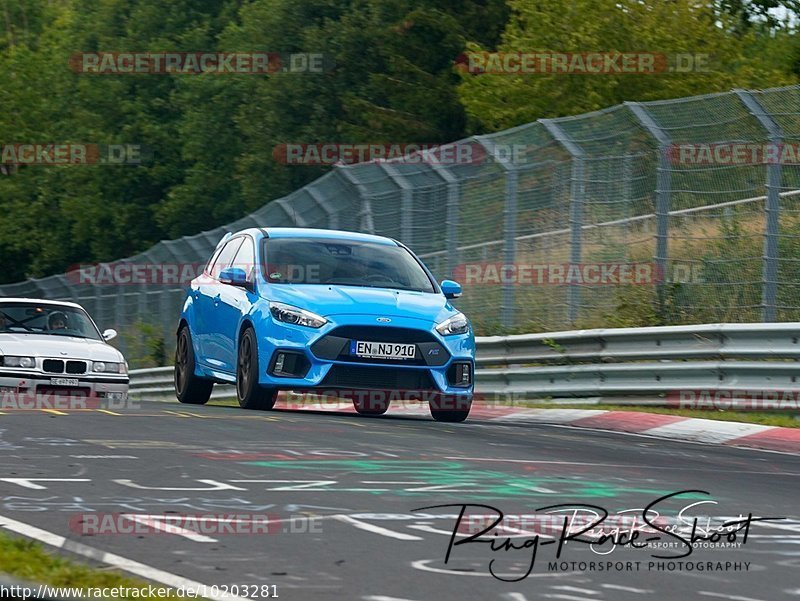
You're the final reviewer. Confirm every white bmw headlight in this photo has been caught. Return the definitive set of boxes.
[93,361,124,373]
[2,356,36,368]
[269,302,327,329]
[436,313,470,336]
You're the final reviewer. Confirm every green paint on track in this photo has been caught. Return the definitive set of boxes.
[243,459,708,500]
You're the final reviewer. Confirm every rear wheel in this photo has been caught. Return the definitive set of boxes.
[175,327,213,405]
[237,327,277,410]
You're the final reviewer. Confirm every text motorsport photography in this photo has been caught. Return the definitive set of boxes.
[414,491,781,581]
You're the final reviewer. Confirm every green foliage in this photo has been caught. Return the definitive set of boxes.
[458,0,798,132]
[1,0,800,295]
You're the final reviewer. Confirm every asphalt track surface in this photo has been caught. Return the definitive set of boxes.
[0,400,799,601]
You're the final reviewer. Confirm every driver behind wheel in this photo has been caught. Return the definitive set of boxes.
[48,311,69,331]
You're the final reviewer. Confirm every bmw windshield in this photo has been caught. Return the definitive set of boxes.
[0,303,103,340]
[261,237,436,293]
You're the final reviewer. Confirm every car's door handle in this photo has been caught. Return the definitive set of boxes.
[213,294,221,306]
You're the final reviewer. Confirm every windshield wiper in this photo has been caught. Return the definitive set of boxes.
[323,281,430,292]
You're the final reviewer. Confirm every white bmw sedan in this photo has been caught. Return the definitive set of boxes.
[0,298,128,405]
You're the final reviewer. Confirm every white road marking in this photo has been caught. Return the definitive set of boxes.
[551,585,601,595]
[0,478,90,490]
[542,595,596,601]
[410,558,570,578]
[123,514,218,543]
[445,457,632,467]
[363,596,423,601]
[0,512,249,601]
[645,419,772,444]
[699,592,769,601]
[333,515,422,540]
[601,583,654,593]
[113,478,246,491]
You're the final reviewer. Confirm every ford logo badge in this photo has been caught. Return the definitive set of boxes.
[376,317,391,323]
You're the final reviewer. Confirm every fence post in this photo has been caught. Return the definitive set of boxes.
[474,136,518,330]
[429,159,461,278]
[306,185,340,230]
[379,162,414,246]
[627,102,672,317]
[336,165,375,233]
[541,120,585,325]
[735,89,783,323]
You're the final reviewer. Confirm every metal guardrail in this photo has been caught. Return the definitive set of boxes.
[129,323,800,406]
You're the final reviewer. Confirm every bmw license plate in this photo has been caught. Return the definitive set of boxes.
[350,340,416,360]
[50,378,79,386]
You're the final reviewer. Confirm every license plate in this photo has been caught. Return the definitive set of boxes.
[50,378,79,386]
[350,341,416,360]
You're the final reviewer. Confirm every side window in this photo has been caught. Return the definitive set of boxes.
[208,238,244,279]
[231,237,255,281]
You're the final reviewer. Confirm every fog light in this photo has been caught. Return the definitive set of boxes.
[270,351,310,378]
[447,361,473,388]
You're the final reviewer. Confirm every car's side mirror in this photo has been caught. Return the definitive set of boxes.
[102,328,118,342]
[219,267,249,288]
[440,279,462,299]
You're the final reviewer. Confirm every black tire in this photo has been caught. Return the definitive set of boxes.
[175,326,213,405]
[429,395,472,422]
[353,395,390,416]
[236,327,277,410]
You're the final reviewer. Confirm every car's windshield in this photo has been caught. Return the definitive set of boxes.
[261,237,436,293]
[0,303,102,340]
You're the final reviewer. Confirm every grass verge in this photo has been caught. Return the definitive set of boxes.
[0,531,182,599]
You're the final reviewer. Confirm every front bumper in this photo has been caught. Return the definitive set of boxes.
[0,369,129,408]
[256,314,474,398]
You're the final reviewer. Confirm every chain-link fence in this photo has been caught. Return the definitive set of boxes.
[4,84,800,365]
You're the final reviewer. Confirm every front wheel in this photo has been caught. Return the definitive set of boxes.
[175,327,213,405]
[237,327,277,410]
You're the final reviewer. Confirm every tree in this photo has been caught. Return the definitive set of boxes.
[457,0,798,132]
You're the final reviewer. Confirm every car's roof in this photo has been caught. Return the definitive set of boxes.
[232,227,399,246]
[0,298,85,310]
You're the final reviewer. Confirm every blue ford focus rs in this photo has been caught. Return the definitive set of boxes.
[174,228,475,422]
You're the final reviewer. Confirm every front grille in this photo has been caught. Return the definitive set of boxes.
[311,326,449,367]
[320,365,437,390]
[43,359,64,373]
[66,361,87,374]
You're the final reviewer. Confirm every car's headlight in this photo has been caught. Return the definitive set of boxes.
[2,356,36,368]
[269,302,327,328]
[93,361,124,373]
[436,313,470,336]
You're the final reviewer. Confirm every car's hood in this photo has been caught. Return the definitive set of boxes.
[0,333,124,362]
[265,285,457,323]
